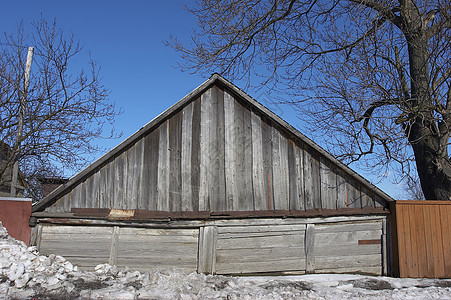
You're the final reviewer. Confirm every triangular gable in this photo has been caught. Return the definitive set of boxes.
[33,74,392,212]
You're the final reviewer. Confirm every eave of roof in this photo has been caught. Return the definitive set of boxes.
[33,74,393,213]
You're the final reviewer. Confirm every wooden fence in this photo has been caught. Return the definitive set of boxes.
[390,200,451,278]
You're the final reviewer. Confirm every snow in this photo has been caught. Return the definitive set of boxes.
[1,222,450,299]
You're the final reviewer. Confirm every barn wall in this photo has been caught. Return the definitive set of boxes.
[34,215,387,275]
[44,85,385,214]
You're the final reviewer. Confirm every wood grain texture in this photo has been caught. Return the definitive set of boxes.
[251,112,266,210]
[181,102,194,211]
[41,84,390,216]
[198,226,217,274]
[157,121,170,211]
[216,224,306,274]
[169,111,183,211]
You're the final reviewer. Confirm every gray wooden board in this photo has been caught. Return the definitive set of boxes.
[314,254,382,269]
[216,248,306,274]
[234,98,253,211]
[314,221,382,233]
[224,90,237,211]
[190,98,201,211]
[116,227,199,271]
[135,139,145,210]
[346,177,362,208]
[181,102,194,211]
[217,224,306,234]
[217,234,305,250]
[157,121,170,211]
[303,146,321,209]
[39,226,112,268]
[147,129,160,210]
[199,89,212,211]
[126,142,138,209]
[208,86,226,212]
[360,186,376,208]
[198,226,217,274]
[305,223,315,273]
[113,153,124,209]
[215,223,306,274]
[272,128,289,210]
[139,133,152,210]
[320,157,337,209]
[169,111,183,211]
[314,230,382,246]
[336,170,348,209]
[251,112,266,210]
[216,258,307,274]
[261,118,273,210]
[314,266,382,275]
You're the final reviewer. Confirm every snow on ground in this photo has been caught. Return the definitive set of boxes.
[1,223,451,300]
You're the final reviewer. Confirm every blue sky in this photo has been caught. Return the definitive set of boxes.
[1,0,403,198]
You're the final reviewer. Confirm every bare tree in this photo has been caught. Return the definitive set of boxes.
[170,0,451,200]
[0,18,121,200]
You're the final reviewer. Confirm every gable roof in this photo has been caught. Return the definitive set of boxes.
[33,74,393,212]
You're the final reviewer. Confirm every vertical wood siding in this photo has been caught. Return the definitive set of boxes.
[45,86,386,213]
[391,200,451,278]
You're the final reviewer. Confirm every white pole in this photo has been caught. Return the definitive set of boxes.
[11,46,33,196]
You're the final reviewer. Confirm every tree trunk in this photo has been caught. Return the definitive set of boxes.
[402,4,451,200]
[410,122,451,200]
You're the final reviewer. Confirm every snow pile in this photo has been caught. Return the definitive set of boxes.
[1,222,451,299]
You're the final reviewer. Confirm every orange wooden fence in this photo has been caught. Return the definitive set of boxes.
[390,200,451,278]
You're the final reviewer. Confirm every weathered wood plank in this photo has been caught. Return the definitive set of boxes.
[261,118,274,210]
[224,91,237,211]
[314,244,381,256]
[113,153,124,209]
[251,112,266,210]
[336,170,348,209]
[314,230,382,247]
[169,111,183,211]
[157,121,170,211]
[126,142,138,210]
[145,129,160,210]
[190,98,201,211]
[361,186,376,208]
[138,134,150,210]
[312,266,382,275]
[109,226,119,265]
[346,177,362,208]
[305,224,315,273]
[210,86,226,212]
[234,99,253,211]
[287,139,300,210]
[181,102,194,211]
[295,141,305,210]
[217,224,306,234]
[314,254,382,270]
[320,157,337,209]
[199,90,212,211]
[217,234,305,250]
[198,226,217,274]
[216,257,306,274]
[315,221,382,233]
[272,128,287,209]
[304,146,321,209]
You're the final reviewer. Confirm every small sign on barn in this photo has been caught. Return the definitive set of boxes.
[30,74,393,275]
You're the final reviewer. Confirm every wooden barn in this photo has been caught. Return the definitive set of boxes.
[30,74,393,276]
